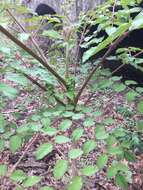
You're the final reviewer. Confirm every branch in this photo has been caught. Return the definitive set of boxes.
[7,133,39,177]
[6,9,48,64]
[74,24,87,76]
[74,31,130,105]
[6,9,67,92]
[22,73,66,106]
[23,73,47,91]
[0,25,67,88]
[111,0,117,24]
[83,63,126,105]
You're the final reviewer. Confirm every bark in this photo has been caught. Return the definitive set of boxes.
[20,0,105,21]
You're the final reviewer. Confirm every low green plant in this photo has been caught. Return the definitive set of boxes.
[0,0,143,189]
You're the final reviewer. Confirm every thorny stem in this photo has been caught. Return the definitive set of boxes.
[74,31,130,105]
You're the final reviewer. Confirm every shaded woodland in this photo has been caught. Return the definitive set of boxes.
[0,0,143,190]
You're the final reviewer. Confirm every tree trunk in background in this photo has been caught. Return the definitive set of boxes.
[20,0,63,14]
[75,0,104,19]
[75,0,80,18]
[20,0,105,21]
[81,0,104,11]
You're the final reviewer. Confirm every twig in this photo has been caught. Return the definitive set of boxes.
[6,9,48,61]
[111,0,117,25]
[10,179,25,189]
[74,24,87,76]
[0,25,67,89]
[6,9,67,91]
[74,31,130,105]
[56,148,67,159]
[24,73,65,105]
[134,49,143,57]
[23,73,47,91]
[111,62,126,75]
[32,18,45,38]
[7,133,39,177]
[84,92,95,105]
[2,9,67,88]
[83,61,134,105]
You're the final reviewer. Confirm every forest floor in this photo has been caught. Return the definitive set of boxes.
[1,80,143,190]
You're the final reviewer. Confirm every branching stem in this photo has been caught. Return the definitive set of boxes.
[0,25,67,88]
[74,31,130,105]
